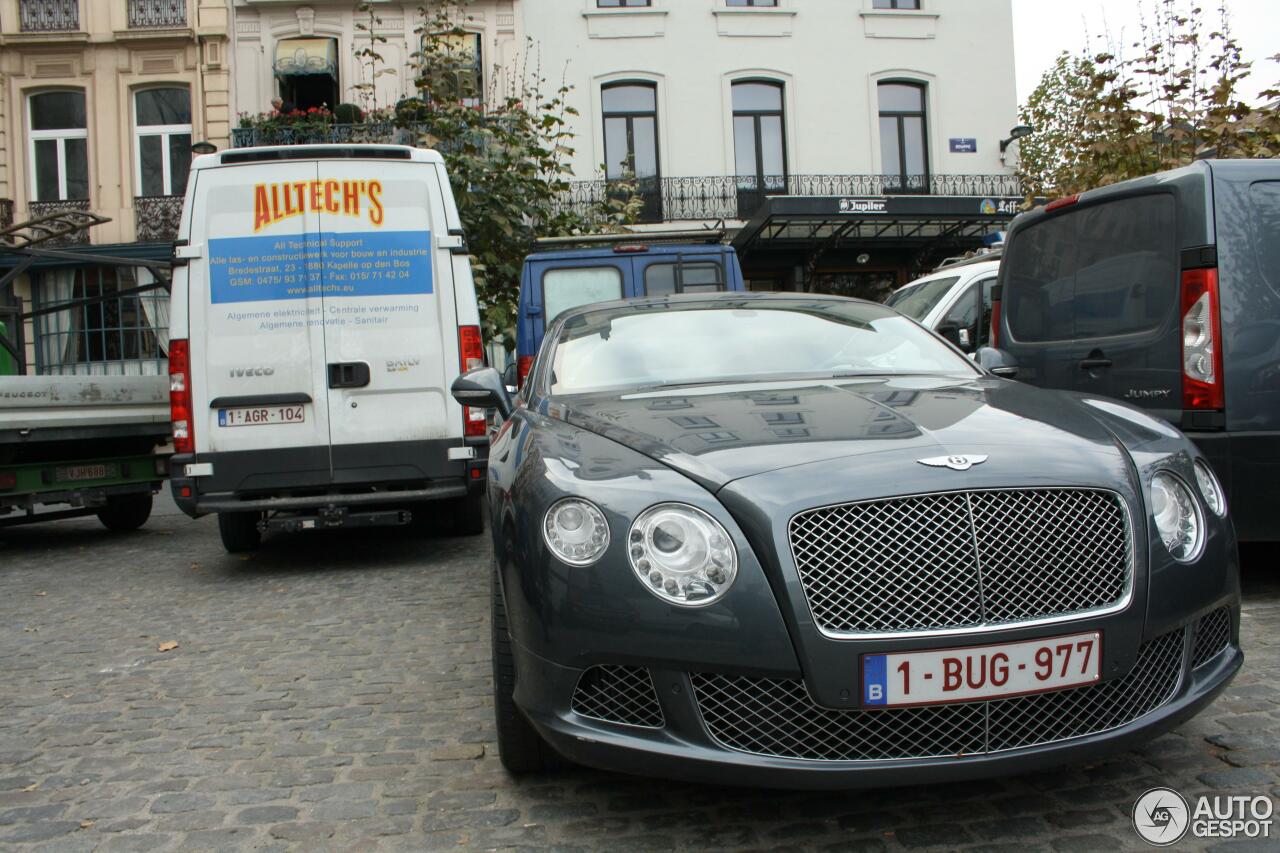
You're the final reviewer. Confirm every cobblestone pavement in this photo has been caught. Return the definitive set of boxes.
[1,495,1277,853]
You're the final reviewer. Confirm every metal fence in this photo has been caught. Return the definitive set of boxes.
[19,0,78,31]
[553,174,1028,223]
[128,0,186,28]
[0,199,13,233]
[232,123,413,148]
[134,195,184,242]
[32,265,168,377]
[27,200,92,245]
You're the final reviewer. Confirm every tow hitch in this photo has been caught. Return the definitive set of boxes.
[260,505,412,533]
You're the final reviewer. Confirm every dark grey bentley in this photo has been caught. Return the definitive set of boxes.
[452,293,1241,788]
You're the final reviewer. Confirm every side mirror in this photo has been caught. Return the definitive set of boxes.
[937,321,971,352]
[976,347,1019,378]
[501,362,518,393]
[451,367,513,420]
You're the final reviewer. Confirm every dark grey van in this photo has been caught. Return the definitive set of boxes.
[992,159,1279,541]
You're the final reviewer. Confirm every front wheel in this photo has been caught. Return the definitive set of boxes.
[491,561,559,773]
[218,511,262,553]
[96,493,153,532]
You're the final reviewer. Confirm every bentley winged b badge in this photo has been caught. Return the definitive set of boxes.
[917,454,989,471]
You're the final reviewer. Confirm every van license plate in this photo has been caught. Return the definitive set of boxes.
[54,464,118,482]
[218,406,305,427]
[861,631,1101,707]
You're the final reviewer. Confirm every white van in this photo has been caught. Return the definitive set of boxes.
[167,145,488,552]
[885,255,1002,356]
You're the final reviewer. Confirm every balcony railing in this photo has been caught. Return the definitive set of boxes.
[555,174,1027,223]
[134,195,183,242]
[128,0,186,28]
[232,122,414,148]
[27,199,91,245]
[19,0,79,31]
[0,199,14,233]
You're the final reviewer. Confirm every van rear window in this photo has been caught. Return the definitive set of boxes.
[1005,194,1176,342]
[543,267,624,323]
[1249,181,1280,299]
[644,262,725,296]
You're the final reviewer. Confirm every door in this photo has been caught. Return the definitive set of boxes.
[602,83,662,223]
[732,81,787,219]
[197,161,333,478]
[315,160,452,477]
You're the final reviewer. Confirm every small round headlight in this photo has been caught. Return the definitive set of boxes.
[1193,459,1226,517]
[543,498,610,566]
[1151,472,1203,562]
[628,503,738,606]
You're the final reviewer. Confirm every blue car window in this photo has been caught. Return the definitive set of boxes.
[644,262,724,296]
[542,266,624,324]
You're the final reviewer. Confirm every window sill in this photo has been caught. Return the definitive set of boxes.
[859,9,939,39]
[114,27,195,41]
[0,30,90,45]
[712,7,797,38]
[582,9,668,39]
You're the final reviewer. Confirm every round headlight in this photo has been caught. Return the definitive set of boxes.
[1151,472,1203,562]
[1193,459,1226,517]
[543,498,610,566]
[628,503,738,606]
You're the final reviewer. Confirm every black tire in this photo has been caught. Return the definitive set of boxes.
[217,511,262,553]
[491,561,559,773]
[96,493,153,532]
[452,492,485,536]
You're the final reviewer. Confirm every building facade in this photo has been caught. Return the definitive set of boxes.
[0,0,232,375]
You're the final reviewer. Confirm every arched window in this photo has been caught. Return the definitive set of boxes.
[134,87,192,197]
[28,90,88,201]
[732,80,787,217]
[602,82,661,221]
[877,80,929,192]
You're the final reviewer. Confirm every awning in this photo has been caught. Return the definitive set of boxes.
[731,194,1035,265]
[274,38,338,77]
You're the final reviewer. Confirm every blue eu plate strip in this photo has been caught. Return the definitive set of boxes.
[863,654,887,706]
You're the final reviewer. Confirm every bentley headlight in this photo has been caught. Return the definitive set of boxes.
[543,498,610,566]
[628,504,738,606]
[1193,459,1226,517]
[1151,472,1203,562]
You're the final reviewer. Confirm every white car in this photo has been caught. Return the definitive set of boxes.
[884,256,1001,355]
[166,145,488,552]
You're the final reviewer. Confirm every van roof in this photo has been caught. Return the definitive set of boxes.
[526,243,731,263]
[193,144,443,171]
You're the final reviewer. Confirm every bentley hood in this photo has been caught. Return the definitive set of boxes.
[547,375,1134,494]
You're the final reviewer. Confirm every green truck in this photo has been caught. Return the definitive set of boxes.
[1,375,170,530]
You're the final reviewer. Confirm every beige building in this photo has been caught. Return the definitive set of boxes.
[0,0,231,375]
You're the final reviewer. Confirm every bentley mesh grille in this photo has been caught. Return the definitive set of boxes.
[788,489,1132,635]
[571,665,664,728]
[691,629,1183,761]
[1191,608,1232,669]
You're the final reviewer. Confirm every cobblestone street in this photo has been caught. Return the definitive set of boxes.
[1,496,1277,852]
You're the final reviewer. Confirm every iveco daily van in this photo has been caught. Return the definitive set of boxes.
[167,145,488,552]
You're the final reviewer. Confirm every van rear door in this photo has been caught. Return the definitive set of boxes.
[315,159,453,483]
[197,160,333,482]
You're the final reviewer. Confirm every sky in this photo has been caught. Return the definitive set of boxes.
[1011,0,1280,106]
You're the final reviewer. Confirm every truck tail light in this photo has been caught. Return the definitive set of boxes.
[1181,268,1224,411]
[458,325,487,437]
[517,355,533,388]
[169,339,194,454]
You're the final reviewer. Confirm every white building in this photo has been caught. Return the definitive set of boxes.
[222,0,1025,293]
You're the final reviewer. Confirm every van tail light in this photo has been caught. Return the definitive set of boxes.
[1180,268,1224,411]
[517,355,533,388]
[988,283,1002,350]
[458,325,487,437]
[1044,194,1080,212]
[169,339,195,454]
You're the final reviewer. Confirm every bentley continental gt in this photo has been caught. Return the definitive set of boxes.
[451,293,1242,788]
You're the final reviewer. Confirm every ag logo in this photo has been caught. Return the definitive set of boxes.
[917,454,988,471]
[1133,787,1190,846]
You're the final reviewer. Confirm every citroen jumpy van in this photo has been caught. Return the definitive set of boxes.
[993,159,1280,541]
[167,145,488,552]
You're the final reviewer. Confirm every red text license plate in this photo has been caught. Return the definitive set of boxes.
[862,631,1101,707]
[218,405,305,427]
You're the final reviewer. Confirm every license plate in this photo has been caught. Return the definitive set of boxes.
[862,631,1101,707]
[54,463,118,482]
[218,405,306,427]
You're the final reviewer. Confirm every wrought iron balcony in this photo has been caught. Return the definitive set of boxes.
[134,195,184,243]
[232,122,412,148]
[19,0,79,31]
[0,199,14,233]
[128,0,186,28]
[555,174,1027,223]
[27,199,91,245]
